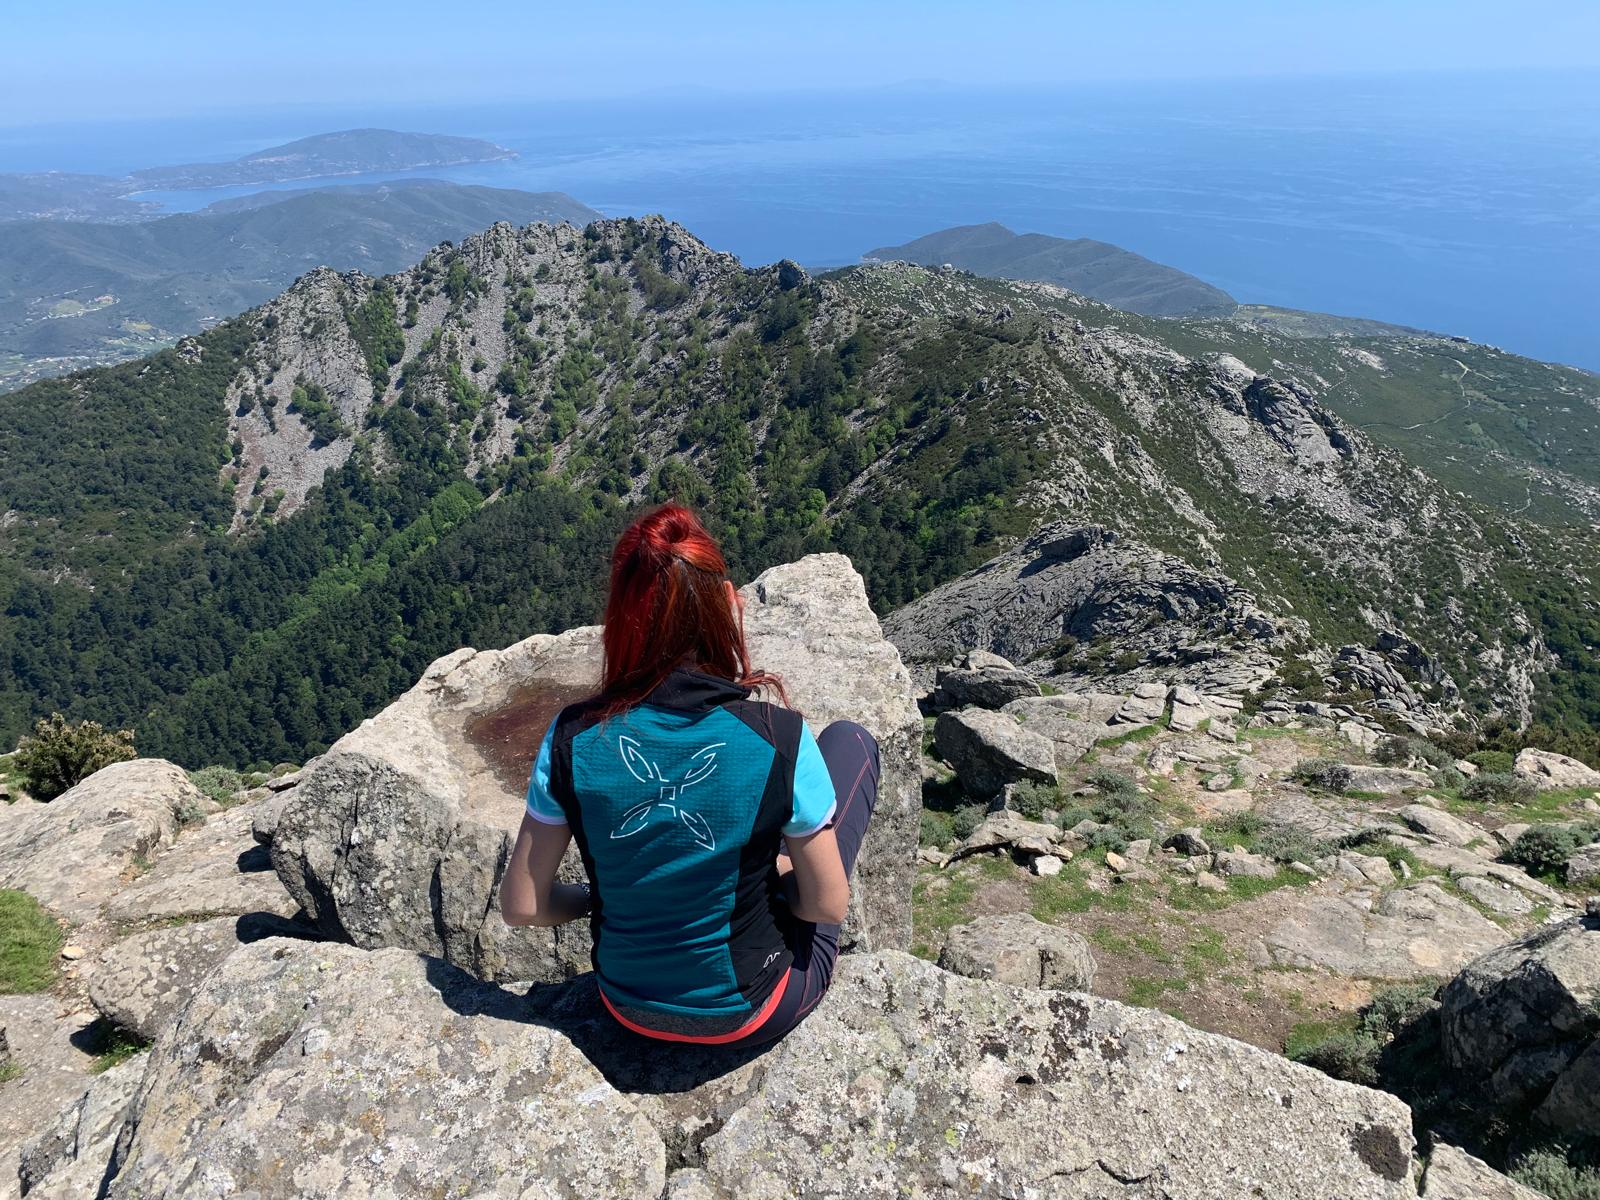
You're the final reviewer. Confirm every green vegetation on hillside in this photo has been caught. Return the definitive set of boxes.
[1,216,1596,769]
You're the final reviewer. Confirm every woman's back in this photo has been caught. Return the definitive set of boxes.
[528,666,835,1038]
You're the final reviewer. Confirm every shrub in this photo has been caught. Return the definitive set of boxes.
[1507,823,1600,876]
[1292,757,1353,793]
[1087,826,1129,854]
[1374,736,1449,768]
[1008,780,1059,822]
[1462,771,1538,806]
[1254,822,1326,866]
[13,713,136,802]
[1289,1030,1380,1087]
[1467,749,1516,774]
[1359,982,1438,1039]
[1510,1145,1600,1200]
[1081,768,1157,841]
[1431,766,1467,792]
[188,766,244,808]
[919,809,953,848]
[949,804,987,843]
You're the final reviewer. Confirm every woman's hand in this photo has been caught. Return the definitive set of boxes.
[782,826,849,925]
[500,814,593,927]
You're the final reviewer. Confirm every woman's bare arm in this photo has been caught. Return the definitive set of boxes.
[500,814,593,927]
[783,826,849,925]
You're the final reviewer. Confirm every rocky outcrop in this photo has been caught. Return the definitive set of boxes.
[1515,748,1600,791]
[1438,913,1600,1135]
[87,912,307,1040]
[94,937,1420,1199]
[1267,882,1507,980]
[931,651,1041,710]
[937,912,1097,991]
[0,760,203,922]
[271,554,920,981]
[101,794,298,925]
[883,523,1300,696]
[17,1053,147,1200]
[932,707,1056,798]
[1420,1144,1545,1200]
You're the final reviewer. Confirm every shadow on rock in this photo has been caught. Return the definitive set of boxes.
[422,956,775,1093]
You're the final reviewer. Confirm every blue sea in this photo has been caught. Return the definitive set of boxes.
[3,71,1596,370]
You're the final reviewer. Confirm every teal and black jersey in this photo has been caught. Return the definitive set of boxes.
[525,667,837,1038]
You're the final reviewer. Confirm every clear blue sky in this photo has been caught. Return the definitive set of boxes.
[4,0,1600,125]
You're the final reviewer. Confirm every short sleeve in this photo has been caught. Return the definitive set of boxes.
[784,723,838,837]
[525,720,568,825]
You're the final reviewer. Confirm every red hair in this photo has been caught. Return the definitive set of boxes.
[595,504,785,716]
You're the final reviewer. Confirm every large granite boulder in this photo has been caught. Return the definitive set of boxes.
[1438,914,1600,1135]
[932,707,1057,799]
[271,554,921,981]
[102,795,298,926]
[98,941,667,1199]
[87,912,309,1040]
[0,759,203,922]
[937,912,1096,991]
[1515,748,1600,791]
[1267,882,1507,980]
[17,1052,148,1200]
[92,938,1419,1199]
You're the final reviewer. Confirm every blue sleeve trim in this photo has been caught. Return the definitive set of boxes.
[525,719,568,825]
[784,723,838,837]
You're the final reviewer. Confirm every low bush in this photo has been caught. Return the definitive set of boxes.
[1375,736,1450,769]
[1289,1030,1380,1087]
[1081,769,1158,838]
[1253,822,1326,866]
[1431,765,1468,791]
[13,713,136,802]
[188,766,245,807]
[1507,823,1600,876]
[1461,771,1538,806]
[1291,757,1353,793]
[1466,749,1516,774]
[1510,1144,1600,1200]
[949,803,987,843]
[1008,780,1059,822]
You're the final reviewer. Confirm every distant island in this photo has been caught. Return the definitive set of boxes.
[0,129,518,222]
[127,129,517,191]
[863,222,1238,318]
[0,179,598,388]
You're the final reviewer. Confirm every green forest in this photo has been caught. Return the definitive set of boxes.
[1,216,1596,770]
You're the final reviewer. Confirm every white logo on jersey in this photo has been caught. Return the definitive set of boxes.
[609,736,724,851]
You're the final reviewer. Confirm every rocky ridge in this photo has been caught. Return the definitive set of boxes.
[0,557,1590,1195]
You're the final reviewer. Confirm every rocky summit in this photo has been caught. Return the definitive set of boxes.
[4,552,1592,1197]
[271,553,921,980]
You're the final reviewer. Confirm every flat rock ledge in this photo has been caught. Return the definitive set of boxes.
[45,939,1421,1199]
[271,553,921,981]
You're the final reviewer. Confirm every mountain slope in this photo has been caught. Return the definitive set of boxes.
[0,181,600,387]
[863,222,1237,317]
[0,217,1594,768]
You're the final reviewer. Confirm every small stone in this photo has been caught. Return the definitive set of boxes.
[303,1027,331,1055]
[1104,851,1129,873]
[1289,861,1316,877]
[61,945,86,961]
[1203,773,1232,792]
[1195,871,1227,893]
[1031,854,1065,878]
[1586,896,1600,918]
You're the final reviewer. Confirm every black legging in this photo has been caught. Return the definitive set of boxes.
[730,718,880,1048]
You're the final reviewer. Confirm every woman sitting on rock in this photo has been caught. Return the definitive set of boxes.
[500,503,879,1046]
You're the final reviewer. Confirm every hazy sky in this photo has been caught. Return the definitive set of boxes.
[5,0,1600,125]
